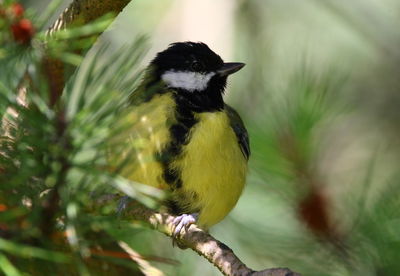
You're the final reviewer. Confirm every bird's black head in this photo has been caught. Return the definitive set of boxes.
[148,42,245,112]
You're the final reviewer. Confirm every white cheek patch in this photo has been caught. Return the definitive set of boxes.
[161,70,216,92]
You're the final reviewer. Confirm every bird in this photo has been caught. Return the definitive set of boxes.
[110,42,250,238]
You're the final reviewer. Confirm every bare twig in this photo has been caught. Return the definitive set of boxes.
[115,199,302,276]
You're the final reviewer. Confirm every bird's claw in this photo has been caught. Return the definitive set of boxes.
[116,196,131,216]
[171,213,198,246]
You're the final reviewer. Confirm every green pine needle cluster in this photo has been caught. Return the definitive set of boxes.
[0,3,163,275]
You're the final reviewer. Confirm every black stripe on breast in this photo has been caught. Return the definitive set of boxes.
[156,93,198,190]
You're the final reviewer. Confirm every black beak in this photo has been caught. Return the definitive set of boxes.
[217,62,245,77]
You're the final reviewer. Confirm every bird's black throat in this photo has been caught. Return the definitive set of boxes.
[174,73,227,112]
[141,72,227,113]
[173,88,224,112]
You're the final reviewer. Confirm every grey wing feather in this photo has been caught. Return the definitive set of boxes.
[225,104,250,160]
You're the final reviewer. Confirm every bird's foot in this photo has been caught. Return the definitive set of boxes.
[116,196,131,215]
[171,213,198,246]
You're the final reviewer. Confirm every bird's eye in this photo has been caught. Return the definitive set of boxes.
[191,61,204,71]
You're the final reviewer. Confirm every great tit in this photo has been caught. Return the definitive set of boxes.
[111,42,249,237]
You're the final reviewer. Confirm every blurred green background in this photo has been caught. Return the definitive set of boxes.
[12,0,400,275]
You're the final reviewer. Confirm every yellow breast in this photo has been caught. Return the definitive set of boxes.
[172,111,248,228]
[110,95,247,228]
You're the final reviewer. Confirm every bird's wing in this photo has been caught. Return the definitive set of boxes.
[107,90,176,188]
[225,104,250,160]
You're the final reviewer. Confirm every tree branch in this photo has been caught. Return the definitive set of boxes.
[47,0,131,34]
[114,199,302,276]
[2,0,132,133]
[44,0,132,105]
